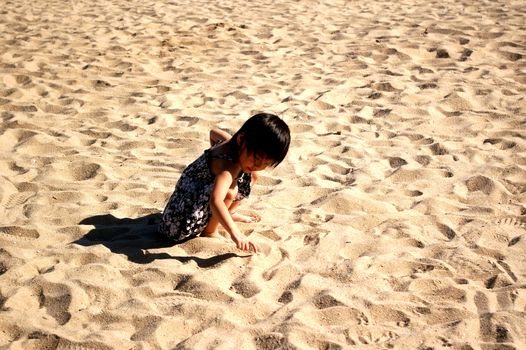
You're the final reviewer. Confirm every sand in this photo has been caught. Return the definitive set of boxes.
[1,0,526,348]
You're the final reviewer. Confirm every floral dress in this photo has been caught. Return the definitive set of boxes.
[159,146,251,242]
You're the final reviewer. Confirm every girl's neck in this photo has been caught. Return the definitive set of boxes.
[225,138,239,157]
[212,138,239,161]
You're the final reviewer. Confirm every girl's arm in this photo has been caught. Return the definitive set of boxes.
[209,128,231,146]
[210,169,257,252]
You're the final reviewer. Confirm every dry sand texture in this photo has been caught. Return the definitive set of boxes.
[1,0,526,348]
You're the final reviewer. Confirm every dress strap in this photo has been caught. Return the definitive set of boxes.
[208,139,235,161]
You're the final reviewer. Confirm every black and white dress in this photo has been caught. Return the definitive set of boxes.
[159,145,251,242]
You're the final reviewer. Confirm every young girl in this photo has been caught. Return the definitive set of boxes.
[159,113,290,253]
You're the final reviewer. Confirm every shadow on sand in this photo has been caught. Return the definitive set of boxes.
[73,213,242,267]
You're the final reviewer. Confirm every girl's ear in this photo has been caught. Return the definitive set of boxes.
[236,132,245,146]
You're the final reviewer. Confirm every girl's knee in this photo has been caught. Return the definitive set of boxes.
[225,186,238,203]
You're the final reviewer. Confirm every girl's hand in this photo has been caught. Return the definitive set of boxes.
[231,211,260,223]
[231,233,258,253]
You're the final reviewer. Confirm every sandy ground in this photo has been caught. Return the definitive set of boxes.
[1,0,526,349]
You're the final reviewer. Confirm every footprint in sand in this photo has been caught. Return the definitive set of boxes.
[388,157,408,168]
[230,278,260,298]
[404,189,423,197]
[368,304,411,328]
[429,142,449,156]
[255,333,287,349]
[278,290,293,304]
[466,175,494,195]
[175,276,233,303]
[312,293,345,309]
[3,191,36,209]
[415,155,431,166]
[436,223,456,240]
[68,162,102,181]
[499,51,522,62]
[0,226,39,240]
[483,138,517,150]
[38,282,72,326]
[495,216,526,229]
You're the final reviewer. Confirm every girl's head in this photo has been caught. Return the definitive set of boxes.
[232,113,290,171]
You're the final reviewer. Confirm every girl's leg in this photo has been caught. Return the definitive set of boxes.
[202,186,238,238]
[230,171,260,223]
[202,172,260,237]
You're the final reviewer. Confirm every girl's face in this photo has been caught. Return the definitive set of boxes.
[238,145,273,173]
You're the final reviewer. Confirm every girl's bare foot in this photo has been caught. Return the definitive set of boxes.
[202,230,224,239]
[231,212,260,223]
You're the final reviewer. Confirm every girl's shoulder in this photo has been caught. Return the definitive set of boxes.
[208,143,239,177]
[209,156,239,178]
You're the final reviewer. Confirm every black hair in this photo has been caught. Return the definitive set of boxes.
[231,113,290,167]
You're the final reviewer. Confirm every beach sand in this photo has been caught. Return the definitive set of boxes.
[1,0,525,348]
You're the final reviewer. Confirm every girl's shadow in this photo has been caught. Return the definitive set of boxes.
[74,213,240,267]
